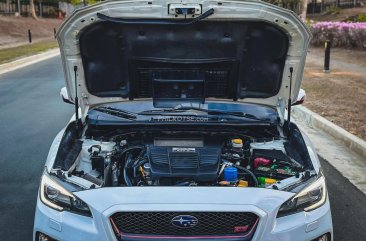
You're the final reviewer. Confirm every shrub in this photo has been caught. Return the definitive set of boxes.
[355,14,366,22]
[344,14,366,23]
[310,22,366,49]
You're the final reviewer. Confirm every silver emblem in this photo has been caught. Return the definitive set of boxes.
[172,148,196,152]
[171,215,198,228]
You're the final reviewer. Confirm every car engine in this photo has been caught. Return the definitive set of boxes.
[147,141,221,183]
[62,128,310,189]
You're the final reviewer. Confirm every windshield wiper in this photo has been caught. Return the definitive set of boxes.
[138,107,270,122]
[93,107,137,120]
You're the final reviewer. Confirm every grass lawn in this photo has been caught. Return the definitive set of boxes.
[0,41,58,64]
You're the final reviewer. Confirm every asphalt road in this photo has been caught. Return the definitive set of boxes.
[0,56,366,241]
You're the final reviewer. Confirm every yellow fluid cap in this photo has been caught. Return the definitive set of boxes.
[265,178,277,185]
[238,180,248,187]
[232,139,243,144]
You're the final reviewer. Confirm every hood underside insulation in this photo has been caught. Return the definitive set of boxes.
[79,21,289,102]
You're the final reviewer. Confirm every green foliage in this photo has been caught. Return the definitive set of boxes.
[70,0,99,6]
[70,0,80,5]
[345,13,366,23]
[357,14,366,22]
[0,41,58,64]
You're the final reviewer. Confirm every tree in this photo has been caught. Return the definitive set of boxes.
[262,0,309,21]
[29,0,38,19]
[301,0,308,21]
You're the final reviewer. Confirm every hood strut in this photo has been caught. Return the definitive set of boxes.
[73,66,80,136]
[287,67,294,138]
[96,8,214,25]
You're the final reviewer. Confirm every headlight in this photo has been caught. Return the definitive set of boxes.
[40,172,92,216]
[277,175,327,217]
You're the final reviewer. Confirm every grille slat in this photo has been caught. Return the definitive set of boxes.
[111,212,258,236]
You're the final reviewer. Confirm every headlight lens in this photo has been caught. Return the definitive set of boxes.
[40,172,92,216]
[277,175,327,217]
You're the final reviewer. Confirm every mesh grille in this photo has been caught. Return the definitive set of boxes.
[137,70,151,97]
[206,70,230,97]
[110,212,258,236]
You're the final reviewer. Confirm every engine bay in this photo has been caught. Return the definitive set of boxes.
[53,125,314,190]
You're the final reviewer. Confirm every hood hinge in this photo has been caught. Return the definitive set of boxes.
[81,92,88,103]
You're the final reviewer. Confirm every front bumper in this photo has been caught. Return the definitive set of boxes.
[33,196,333,241]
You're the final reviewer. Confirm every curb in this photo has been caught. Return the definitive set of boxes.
[292,105,366,158]
[0,48,60,76]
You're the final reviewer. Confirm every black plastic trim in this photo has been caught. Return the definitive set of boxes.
[96,8,215,25]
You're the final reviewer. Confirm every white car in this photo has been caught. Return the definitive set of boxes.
[33,1,332,241]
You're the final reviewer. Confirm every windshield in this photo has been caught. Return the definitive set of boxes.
[87,101,278,125]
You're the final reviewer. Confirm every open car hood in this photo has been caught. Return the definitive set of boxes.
[57,0,311,120]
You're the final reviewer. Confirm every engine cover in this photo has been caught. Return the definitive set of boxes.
[147,145,221,182]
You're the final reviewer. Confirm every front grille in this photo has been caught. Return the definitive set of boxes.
[110,212,258,236]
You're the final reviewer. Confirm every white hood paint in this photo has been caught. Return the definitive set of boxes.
[75,186,293,215]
